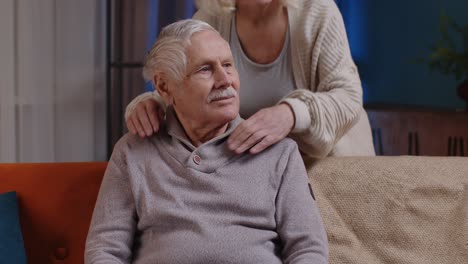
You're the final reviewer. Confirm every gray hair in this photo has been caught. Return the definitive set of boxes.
[142,19,217,85]
[194,0,298,15]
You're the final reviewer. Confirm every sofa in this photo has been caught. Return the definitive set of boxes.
[0,157,466,264]
[0,162,107,264]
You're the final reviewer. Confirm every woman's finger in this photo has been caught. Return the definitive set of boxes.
[136,106,154,136]
[131,115,146,138]
[249,135,275,154]
[227,121,254,150]
[127,119,137,135]
[228,104,294,154]
[232,130,266,154]
[145,102,160,132]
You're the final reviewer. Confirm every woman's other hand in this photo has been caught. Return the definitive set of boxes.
[126,99,164,138]
[228,103,295,154]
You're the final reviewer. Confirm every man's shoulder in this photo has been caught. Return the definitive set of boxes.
[276,137,298,148]
[113,132,143,150]
[245,138,302,178]
[263,137,299,158]
[112,132,165,156]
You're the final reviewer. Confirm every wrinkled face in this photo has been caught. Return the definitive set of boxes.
[169,30,240,127]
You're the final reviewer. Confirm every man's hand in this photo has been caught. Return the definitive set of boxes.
[126,99,164,138]
[227,103,295,154]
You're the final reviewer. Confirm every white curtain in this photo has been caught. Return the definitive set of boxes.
[0,0,106,162]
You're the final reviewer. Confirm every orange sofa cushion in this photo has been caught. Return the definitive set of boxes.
[0,162,107,264]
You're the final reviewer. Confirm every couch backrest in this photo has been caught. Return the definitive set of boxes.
[0,162,107,264]
[307,156,468,264]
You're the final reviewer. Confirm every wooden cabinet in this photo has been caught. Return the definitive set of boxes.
[367,107,468,156]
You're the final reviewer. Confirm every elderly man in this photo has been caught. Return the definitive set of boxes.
[85,19,328,263]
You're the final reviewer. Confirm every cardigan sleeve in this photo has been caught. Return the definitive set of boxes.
[85,139,137,264]
[279,1,364,158]
[275,143,328,263]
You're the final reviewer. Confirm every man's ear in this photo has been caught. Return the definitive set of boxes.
[154,74,174,106]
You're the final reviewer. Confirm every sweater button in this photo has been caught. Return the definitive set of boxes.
[193,155,201,165]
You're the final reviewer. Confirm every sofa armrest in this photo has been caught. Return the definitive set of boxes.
[0,162,107,264]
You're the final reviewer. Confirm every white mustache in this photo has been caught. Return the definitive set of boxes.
[206,87,237,103]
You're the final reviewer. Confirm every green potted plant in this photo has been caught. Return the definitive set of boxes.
[423,13,468,105]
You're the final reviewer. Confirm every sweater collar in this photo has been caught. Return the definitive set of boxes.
[161,107,243,173]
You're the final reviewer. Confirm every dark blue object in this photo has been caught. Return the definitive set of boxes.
[0,192,27,264]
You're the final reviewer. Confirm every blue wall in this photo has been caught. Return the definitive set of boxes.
[341,0,468,110]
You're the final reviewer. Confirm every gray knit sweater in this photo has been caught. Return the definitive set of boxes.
[85,108,328,264]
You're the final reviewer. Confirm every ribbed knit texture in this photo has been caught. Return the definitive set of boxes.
[85,107,328,263]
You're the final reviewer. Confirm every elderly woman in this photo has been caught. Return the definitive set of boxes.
[85,19,328,263]
[125,0,375,159]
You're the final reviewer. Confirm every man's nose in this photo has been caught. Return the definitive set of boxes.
[214,66,231,89]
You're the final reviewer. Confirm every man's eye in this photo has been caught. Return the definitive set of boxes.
[223,63,232,68]
[199,66,211,72]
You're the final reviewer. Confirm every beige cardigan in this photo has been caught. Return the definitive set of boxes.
[127,0,375,158]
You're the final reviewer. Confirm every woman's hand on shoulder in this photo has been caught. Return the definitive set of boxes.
[227,103,295,154]
[126,99,164,138]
